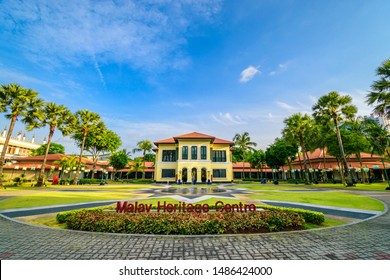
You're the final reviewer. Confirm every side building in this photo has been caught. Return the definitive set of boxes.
[154,132,234,183]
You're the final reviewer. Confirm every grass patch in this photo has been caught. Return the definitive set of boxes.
[305,218,346,229]
[0,191,137,210]
[249,191,384,211]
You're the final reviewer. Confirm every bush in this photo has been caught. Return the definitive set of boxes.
[64,210,305,235]
[117,179,153,184]
[56,208,104,224]
[79,178,103,185]
[261,205,325,225]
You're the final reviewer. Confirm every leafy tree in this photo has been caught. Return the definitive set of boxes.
[71,110,102,183]
[0,83,44,188]
[282,113,315,184]
[366,59,390,117]
[313,91,357,186]
[109,149,130,178]
[132,140,153,179]
[27,102,74,186]
[233,132,257,179]
[265,138,298,179]
[144,153,156,162]
[247,149,266,179]
[73,123,121,178]
[31,143,65,156]
[127,157,145,179]
[54,155,82,180]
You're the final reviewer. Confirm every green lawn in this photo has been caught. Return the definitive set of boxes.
[0,191,138,210]
[248,191,384,211]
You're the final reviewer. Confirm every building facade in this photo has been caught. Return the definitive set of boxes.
[0,128,42,159]
[154,132,234,183]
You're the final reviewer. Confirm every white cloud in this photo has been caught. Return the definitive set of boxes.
[276,101,296,111]
[212,112,246,125]
[173,102,192,107]
[269,62,288,76]
[239,65,260,83]
[0,0,221,70]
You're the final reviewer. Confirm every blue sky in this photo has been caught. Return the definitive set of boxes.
[1,0,389,155]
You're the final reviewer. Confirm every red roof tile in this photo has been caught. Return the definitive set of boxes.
[173,132,216,140]
[214,137,234,145]
[154,137,176,145]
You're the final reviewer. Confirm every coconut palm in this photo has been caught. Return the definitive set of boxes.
[132,140,153,179]
[127,157,145,179]
[312,91,357,186]
[282,113,315,184]
[71,110,102,184]
[233,132,257,179]
[0,83,44,188]
[366,59,390,117]
[27,102,74,186]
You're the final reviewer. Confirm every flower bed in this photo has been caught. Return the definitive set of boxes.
[63,210,306,234]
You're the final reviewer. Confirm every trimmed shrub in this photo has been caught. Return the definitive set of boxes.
[261,205,325,225]
[65,210,305,235]
[56,208,104,224]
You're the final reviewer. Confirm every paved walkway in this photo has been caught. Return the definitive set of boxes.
[0,192,389,260]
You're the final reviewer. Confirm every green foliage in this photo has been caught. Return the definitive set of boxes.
[265,138,298,169]
[109,149,130,171]
[143,153,155,162]
[366,58,390,117]
[31,143,65,156]
[78,178,104,185]
[64,210,305,234]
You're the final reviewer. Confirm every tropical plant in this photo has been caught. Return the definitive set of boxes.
[71,110,102,184]
[31,143,66,156]
[247,149,266,179]
[127,157,145,179]
[132,140,153,179]
[27,102,74,186]
[312,91,357,186]
[282,113,315,184]
[0,83,44,188]
[73,123,121,179]
[366,59,390,117]
[54,155,81,180]
[109,149,130,178]
[233,132,257,179]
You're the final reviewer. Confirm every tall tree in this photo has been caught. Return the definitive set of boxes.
[265,138,298,180]
[71,110,102,184]
[233,132,257,179]
[312,91,357,186]
[0,83,44,188]
[31,143,65,156]
[366,59,390,117]
[247,149,266,179]
[282,113,315,184]
[73,123,121,179]
[27,103,74,186]
[132,140,153,179]
[54,155,81,181]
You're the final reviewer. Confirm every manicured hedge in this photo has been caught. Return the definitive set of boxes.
[64,211,305,234]
[261,205,325,225]
[56,208,104,224]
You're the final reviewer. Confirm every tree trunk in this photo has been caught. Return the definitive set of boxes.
[300,136,310,184]
[91,150,100,179]
[74,131,87,184]
[297,152,303,179]
[142,150,146,179]
[0,115,18,188]
[37,126,56,187]
[357,152,365,183]
[333,118,352,185]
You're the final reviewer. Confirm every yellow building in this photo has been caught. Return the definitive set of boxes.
[154,132,234,183]
[0,128,42,160]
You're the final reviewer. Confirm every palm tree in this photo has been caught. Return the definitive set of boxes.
[27,103,74,186]
[0,83,44,188]
[282,113,315,184]
[71,110,102,184]
[312,91,357,186]
[54,155,80,181]
[132,140,153,179]
[366,59,390,117]
[233,132,257,179]
[127,157,145,179]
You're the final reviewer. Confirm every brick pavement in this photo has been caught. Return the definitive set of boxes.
[0,193,389,260]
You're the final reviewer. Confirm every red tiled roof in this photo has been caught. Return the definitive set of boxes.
[173,132,215,140]
[214,137,234,145]
[154,137,176,145]
[14,154,66,161]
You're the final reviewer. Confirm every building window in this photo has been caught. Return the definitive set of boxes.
[191,146,197,160]
[162,169,176,178]
[162,150,176,162]
[201,146,207,160]
[212,150,226,162]
[213,169,226,178]
[182,146,188,160]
